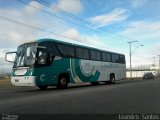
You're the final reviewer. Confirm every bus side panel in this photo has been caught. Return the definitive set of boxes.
[33,57,126,86]
[33,58,71,86]
[70,59,100,83]
[70,59,126,83]
[100,61,126,81]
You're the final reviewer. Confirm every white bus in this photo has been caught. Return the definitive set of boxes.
[5,38,126,89]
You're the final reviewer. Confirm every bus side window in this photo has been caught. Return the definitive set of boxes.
[82,48,89,59]
[102,52,111,62]
[96,51,101,61]
[57,44,74,58]
[90,50,96,60]
[76,47,83,58]
[112,54,121,63]
[119,55,125,64]
[76,47,89,59]
[47,43,60,56]
[90,50,101,61]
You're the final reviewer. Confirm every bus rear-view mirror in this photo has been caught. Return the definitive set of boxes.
[5,52,17,63]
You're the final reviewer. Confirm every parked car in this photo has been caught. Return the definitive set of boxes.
[156,72,160,78]
[143,72,155,79]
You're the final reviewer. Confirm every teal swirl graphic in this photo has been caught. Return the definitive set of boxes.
[70,59,100,82]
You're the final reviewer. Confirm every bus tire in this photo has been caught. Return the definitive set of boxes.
[109,74,115,84]
[57,75,69,89]
[91,82,99,85]
[38,85,48,90]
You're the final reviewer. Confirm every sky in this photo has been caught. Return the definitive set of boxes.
[0,0,160,72]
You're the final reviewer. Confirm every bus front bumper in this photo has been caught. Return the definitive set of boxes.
[11,76,37,86]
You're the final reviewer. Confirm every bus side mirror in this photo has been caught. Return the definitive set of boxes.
[5,52,17,63]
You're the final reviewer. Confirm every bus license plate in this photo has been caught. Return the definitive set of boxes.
[15,79,19,82]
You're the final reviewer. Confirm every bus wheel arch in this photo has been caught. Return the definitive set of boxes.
[109,73,115,84]
[57,73,70,88]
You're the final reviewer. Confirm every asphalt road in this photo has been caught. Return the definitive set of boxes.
[0,79,160,114]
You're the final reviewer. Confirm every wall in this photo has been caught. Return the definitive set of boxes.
[126,70,157,78]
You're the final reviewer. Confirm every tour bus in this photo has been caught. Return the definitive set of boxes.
[5,38,126,89]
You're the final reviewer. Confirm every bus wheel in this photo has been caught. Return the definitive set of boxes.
[110,75,115,84]
[57,76,68,89]
[91,82,99,85]
[38,86,48,90]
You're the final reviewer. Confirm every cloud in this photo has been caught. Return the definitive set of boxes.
[155,44,160,51]
[55,0,83,13]
[63,29,80,41]
[118,21,160,66]
[62,28,110,48]
[120,21,160,68]
[62,28,152,68]
[131,0,146,8]
[120,21,160,41]
[0,1,54,73]
[62,28,128,56]
[89,8,129,28]
[0,49,15,59]
[24,1,43,14]
[0,49,14,73]
[0,7,44,48]
[0,1,66,48]
[0,0,84,72]
[0,58,12,73]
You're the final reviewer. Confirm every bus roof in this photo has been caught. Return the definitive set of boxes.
[36,38,125,56]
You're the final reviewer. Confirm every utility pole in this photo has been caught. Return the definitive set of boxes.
[127,41,138,79]
[158,55,160,70]
[153,57,156,73]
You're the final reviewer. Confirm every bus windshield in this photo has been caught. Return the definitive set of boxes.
[13,43,37,68]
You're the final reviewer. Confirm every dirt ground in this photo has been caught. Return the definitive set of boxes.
[0,79,11,86]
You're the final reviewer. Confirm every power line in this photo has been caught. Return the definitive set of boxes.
[1,1,157,63]
[38,0,132,42]
[0,15,125,53]
[38,0,160,56]
[0,15,80,41]
[38,0,160,55]
[18,0,124,47]
[40,0,131,42]
[1,17,103,50]
[16,0,132,53]
[39,0,94,26]
[134,55,153,60]
[17,0,128,43]
[17,0,160,55]
[143,46,158,53]
[17,0,115,38]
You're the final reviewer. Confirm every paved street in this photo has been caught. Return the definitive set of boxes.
[0,79,160,114]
